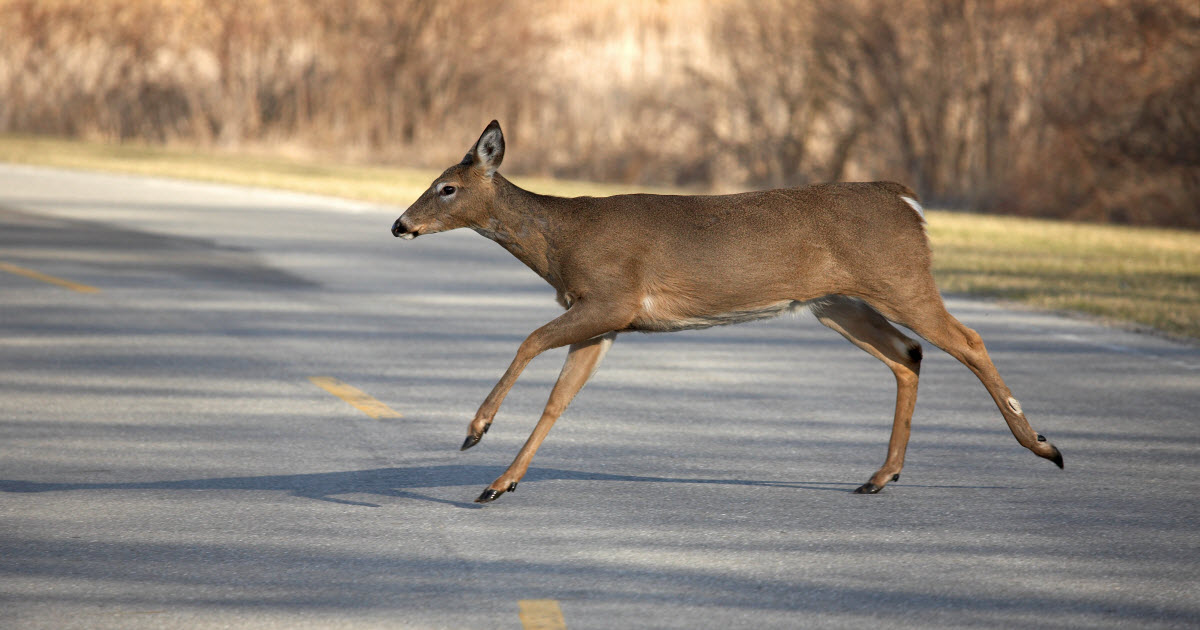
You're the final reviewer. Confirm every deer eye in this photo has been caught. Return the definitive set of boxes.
[439,185,456,196]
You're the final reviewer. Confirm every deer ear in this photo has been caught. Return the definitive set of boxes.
[465,120,505,177]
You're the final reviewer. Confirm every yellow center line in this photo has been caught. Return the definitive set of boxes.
[0,261,100,293]
[519,599,567,630]
[308,376,402,419]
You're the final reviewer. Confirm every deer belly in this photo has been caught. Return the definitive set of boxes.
[631,297,805,332]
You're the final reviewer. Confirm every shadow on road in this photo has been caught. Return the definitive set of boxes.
[0,464,1026,510]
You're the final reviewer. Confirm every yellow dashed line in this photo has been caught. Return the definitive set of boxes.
[308,376,402,419]
[519,599,567,630]
[0,261,100,293]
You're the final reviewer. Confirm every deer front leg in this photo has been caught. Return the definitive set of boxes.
[475,331,617,503]
[461,302,627,451]
[459,302,630,500]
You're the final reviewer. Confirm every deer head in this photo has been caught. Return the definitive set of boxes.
[391,120,506,239]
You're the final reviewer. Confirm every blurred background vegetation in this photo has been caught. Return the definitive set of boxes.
[2,0,1197,228]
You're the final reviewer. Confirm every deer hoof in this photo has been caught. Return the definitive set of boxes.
[475,488,503,503]
[853,482,883,494]
[1045,444,1064,469]
[461,434,482,450]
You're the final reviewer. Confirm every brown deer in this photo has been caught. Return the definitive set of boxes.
[391,120,1062,503]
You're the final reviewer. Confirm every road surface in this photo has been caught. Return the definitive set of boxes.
[1,164,1198,629]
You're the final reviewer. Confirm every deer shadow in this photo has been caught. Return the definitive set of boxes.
[0,464,879,509]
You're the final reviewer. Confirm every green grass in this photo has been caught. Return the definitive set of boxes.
[3,134,1197,340]
[926,211,1199,340]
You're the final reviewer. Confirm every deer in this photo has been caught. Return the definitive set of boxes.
[390,120,1063,503]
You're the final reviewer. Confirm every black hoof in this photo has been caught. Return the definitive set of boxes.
[475,488,503,503]
[461,434,482,451]
[891,473,900,482]
[507,482,518,492]
[853,482,883,494]
[1047,445,1064,469]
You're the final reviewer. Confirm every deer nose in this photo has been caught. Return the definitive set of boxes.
[391,217,407,237]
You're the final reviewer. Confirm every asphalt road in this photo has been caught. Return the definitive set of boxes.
[1,164,1198,629]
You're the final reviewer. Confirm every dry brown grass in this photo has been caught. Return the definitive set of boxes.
[0,134,673,202]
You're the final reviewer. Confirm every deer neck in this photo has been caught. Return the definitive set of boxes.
[472,175,563,285]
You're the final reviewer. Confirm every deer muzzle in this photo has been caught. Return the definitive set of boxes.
[391,217,418,239]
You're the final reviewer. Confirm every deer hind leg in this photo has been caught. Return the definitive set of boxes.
[866,291,1064,470]
[475,332,617,503]
[812,297,923,494]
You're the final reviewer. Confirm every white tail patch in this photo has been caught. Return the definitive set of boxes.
[1007,396,1023,415]
[900,195,925,219]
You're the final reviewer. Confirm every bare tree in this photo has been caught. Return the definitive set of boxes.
[1,0,1195,226]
